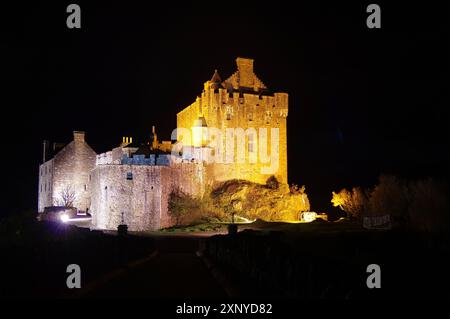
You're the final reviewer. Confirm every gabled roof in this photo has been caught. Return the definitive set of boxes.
[210,69,222,83]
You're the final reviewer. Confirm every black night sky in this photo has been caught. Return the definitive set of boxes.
[1,1,449,218]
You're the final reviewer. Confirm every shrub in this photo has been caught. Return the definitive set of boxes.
[168,190,201,226]
[266,175,280,189]
[331,187,367,219]
[408,178,450,232]
[332,175,450,232]
[367,175,408,223]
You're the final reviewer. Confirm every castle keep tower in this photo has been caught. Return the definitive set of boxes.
[177,57,289,185]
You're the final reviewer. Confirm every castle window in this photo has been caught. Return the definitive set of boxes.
[84,184,87,191]
[265,111,273,124]
[126,172,133,180]
[248,113,253,121]
[226,105,233,120]
[249,134,255,153]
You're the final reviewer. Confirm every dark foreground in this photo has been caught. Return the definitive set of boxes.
[1,218,449,299]
[84,235,226,298]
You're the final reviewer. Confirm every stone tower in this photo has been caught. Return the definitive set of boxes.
[177,57,288,185]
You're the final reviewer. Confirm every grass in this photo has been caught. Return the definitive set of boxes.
[161,223,227,233]
[159,218,363,234]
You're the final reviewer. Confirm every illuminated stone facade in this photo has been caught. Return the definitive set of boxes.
[38,131,96,213]
[90,144,204,231]
[177,57,288,185]
[38,58,290,231]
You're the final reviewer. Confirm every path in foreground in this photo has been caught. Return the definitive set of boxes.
[85,235,227,298]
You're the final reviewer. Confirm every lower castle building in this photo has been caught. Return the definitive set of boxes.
[90,140,205,231]
[38,57,289,231]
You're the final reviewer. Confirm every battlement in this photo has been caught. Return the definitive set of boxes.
[121,153,181,166]
[96,149,184,166]
[176,57,289,184]
[200,90,288,110]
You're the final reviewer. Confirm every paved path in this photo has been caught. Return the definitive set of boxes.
[85,235,227,298]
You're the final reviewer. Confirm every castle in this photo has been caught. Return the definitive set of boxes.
[38,58,289,231]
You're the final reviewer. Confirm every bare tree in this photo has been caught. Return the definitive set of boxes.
[60,185,76,207]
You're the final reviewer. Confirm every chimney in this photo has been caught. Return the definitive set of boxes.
[42,140,49,163]
[73,131,85,143]
[151,126,158,149]
[236,57,254,88]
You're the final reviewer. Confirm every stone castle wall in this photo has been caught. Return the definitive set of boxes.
[38,132,96,212]
[38,160,54,212]
[90,160,204,231]
[177,58,288,185]
[38,58,289,230]
[90,165,163,231]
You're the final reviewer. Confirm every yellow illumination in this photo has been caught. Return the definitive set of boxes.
[192,117,208,147]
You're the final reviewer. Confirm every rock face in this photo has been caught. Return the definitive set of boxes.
[209,179,310,222]
[38,131,96,213]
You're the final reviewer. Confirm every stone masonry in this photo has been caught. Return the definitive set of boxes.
[38,57,289,231]
[38,131,96,213]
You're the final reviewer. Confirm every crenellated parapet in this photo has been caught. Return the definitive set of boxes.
[176,57,289,184]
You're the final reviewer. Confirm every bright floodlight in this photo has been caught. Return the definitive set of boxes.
[60,213,70,223]
[301,212,317,223]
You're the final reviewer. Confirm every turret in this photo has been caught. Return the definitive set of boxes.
[192,116,208,147]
